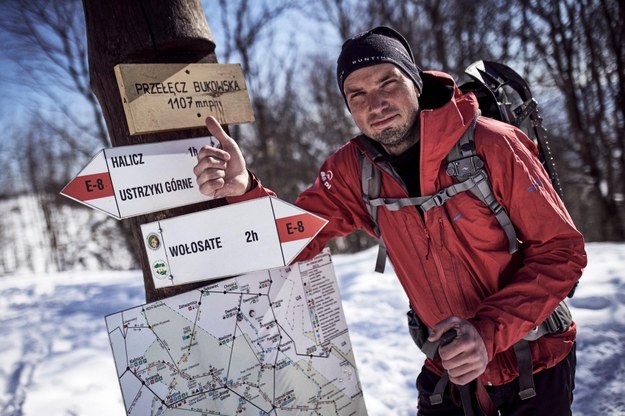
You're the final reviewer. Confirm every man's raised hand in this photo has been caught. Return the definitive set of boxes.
[193,116,250,198]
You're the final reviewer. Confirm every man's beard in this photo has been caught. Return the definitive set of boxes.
[370,113,419,153]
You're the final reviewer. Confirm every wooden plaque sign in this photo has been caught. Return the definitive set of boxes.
[114,63,254,135]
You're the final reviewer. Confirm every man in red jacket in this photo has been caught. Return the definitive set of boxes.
[194,26,586,416]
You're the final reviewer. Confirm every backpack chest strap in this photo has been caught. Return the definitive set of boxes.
[364,166,517,254]
[357,114,518,275]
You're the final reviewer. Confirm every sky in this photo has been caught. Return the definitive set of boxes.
[1,242,624,415]
[0,1,340,132]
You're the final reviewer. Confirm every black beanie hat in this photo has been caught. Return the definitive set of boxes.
[336,26,423,107]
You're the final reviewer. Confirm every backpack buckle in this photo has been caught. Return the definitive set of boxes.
[430,188,453,207]
[446,156,484,179]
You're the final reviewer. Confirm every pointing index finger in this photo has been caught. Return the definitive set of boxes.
[205,116,231,147]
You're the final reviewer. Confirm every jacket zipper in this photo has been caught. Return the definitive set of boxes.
[439,218,470,315]
[423,221,447,315]
[368,145,450,317]
[424,225,431,260]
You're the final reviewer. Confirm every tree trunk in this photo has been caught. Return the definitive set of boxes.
[83,0,229,302]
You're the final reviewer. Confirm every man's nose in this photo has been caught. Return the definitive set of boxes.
[368,90,387,112]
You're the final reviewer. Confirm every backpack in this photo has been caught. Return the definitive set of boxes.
[359,60,562,273]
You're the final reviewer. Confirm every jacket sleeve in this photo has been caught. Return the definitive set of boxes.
[225,170,276,204]
[227,146,373,264]
[468,122,587,360]
[292,144,376,262]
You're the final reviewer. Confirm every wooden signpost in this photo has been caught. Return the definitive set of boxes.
[84,0,238,301]
[79,5,366,416]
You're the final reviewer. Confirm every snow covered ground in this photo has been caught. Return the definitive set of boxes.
[0,242,624,415]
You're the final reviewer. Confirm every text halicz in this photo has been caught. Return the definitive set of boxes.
[61,136,221,219]
[110,153,144,168]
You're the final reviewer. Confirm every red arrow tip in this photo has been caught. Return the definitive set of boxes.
[276,213,327,243]
[62,172,114,202]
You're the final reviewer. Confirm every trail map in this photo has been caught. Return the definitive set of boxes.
[105,250,367,415]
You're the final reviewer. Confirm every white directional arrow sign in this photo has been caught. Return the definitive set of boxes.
[141,197,328,288]
[60,136,219,219]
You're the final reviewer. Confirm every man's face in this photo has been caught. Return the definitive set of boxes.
[343,63,420,156]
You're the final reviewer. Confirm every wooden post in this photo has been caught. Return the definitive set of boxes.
[82,0,228,302]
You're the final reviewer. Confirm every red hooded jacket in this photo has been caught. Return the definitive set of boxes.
[229,71,586,386]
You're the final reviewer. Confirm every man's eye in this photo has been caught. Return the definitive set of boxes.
[348,92,364,103]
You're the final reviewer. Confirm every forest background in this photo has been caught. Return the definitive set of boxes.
[0,0,623,275]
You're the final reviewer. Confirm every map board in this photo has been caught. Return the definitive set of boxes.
[105,249,368,415]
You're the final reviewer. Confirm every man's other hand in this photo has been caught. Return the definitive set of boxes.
[428,316,489,385]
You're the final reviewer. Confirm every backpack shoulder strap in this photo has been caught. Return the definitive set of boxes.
[356,139,389,273]
[359,146,382,237]
[446,115,518,254]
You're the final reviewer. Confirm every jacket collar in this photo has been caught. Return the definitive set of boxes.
[419,71,479,195]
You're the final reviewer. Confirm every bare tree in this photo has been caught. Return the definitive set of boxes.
[0,0,141,272]
[212,0,377,252]
[0,0,109,152]
[301,0,363,40]
[304,0,625,242]
[518,0,625,240]
[22,125,63,271]
[0,0,621,266]
[213,0,322,202]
